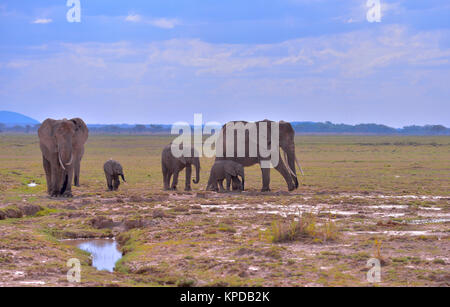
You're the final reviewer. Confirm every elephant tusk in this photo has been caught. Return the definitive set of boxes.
[283,151,289,170]
[281,150,296,177]
[58,152,66,170]
[66,153,73,166]
[295,156,304,175]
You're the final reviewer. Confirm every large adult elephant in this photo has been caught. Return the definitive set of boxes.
[215,120,302,192]
[38,118,89,197]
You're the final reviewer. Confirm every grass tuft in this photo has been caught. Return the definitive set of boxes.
[271,212,338,243]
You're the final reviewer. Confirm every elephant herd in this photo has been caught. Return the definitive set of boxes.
[38,118,302,197]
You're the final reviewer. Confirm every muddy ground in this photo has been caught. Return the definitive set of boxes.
[0,135,449,286]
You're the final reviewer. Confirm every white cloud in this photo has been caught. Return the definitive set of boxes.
[150,18,180,29]
[5,25,450,77]
[1,25,449,125]
[32,18,52,24]
[125,14,141,23]
[124,14,180,29]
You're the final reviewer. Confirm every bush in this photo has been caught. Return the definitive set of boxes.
[271,213,338,243]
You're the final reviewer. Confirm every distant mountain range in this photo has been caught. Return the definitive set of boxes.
[0,111,40,127]
[0,111,449,135]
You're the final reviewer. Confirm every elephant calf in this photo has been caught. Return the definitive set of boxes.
[103,160,126,191]
[161,144,200,191]
[206,160,245,192]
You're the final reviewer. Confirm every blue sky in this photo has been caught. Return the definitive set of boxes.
[0,0,449,127]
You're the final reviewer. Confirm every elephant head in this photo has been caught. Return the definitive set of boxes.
[112,162,126,182]
[279,121,303,189]
[54,120,75,170]
[225,162,245,190]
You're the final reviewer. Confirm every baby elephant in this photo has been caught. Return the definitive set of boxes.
[103,160,126,191]
[207,160,245,192]
[161,144,200,191]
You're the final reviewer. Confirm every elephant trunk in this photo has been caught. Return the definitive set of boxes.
[193,159,200,184]
[57,140,73,171]
[283,145,299,189]
[241,175,245,191]
[121,174,126,182]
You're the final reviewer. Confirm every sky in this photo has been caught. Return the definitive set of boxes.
[0,0,449,127]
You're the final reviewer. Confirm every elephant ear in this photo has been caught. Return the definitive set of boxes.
[224,163,238,177]
[38,119,57,153]
[71,118,89,143]
[279,121,295,136]
[238,164,245,177]
[104,161,112,174]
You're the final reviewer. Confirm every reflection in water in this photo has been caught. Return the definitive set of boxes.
[66,239,122,272]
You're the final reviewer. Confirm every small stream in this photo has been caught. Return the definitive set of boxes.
[65,239,122,272]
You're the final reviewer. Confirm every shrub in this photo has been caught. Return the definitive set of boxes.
[271,212,339,243]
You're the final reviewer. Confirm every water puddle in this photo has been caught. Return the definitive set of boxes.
[369,205,408,210]
[373,212,406,218]
[406,218,450,225]
[346,230,434,236]
[346,194,447,201]
[420,207,442,211]
[200,204,246,210]
[64,239,122,272]
[254,203,358,218]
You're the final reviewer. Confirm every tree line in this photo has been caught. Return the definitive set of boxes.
[0,122,448,135]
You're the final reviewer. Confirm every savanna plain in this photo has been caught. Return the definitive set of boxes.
[0,134,449,286]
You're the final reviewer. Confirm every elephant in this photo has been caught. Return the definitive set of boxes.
[103,160,126,191]
[215,120,303,192]
[161,143,200,191]
[206,160,245,192]
[38,118,89,197]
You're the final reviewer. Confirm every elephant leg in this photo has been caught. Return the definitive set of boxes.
[274,153,295,191]
[211,177,219,192]
[231,178,238,191]
[225,174,232,191]
[162,164,169,190]
[74,160,80,187]
[185,165,192,191]
[167,171,173,190]
[50,164,60,197]
[206,174,215,191]
[61,168,73,197]
[106,174,113,191]
[260,164,271,192]
[171,170,179,190]
[113,175,120,191]
[42,156,52,194]
[218,179,225,192]
[232,177,241,191]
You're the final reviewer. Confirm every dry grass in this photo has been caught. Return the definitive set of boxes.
[271,212,338,243]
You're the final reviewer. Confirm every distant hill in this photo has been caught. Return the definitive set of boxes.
[0,111,40,127]
[290,121,450,135]
[0,111,448,135]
